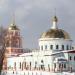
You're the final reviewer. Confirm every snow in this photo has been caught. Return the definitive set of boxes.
[1,71,75,75]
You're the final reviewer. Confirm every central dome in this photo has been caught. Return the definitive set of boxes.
[40,16,70,39]
[40,29,70,39]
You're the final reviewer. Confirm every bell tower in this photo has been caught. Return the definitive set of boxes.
[2,17,23,70]
[5,19,23,56]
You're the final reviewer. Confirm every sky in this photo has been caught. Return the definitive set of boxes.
[0,0,75,49]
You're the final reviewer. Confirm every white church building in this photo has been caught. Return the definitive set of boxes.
[4,15,75,74]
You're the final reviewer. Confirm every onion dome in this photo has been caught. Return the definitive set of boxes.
[8,23,19,30]
[8,15,19,30]
[40,16,70,39]
[40,29,70,39]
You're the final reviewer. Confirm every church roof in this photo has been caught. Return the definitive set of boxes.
[40,15,70,39]
[40,29,70,39]
[8,14,19,30]
[8,23,19,30]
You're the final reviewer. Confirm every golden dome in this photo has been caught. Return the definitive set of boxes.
[8,14,19,30]
[40,29,70,39]
[8,23,19,30]
[40,15,70,39]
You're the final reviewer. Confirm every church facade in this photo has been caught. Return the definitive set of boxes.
[3,15,75,73]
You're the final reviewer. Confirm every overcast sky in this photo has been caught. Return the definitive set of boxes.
[0,0,75,49]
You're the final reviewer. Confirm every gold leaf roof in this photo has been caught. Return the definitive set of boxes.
[40,29,70,39]
[8,23,19,30]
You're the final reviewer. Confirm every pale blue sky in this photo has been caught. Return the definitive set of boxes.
[0,0,75,49]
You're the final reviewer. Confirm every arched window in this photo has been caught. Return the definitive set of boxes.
[45,45,47,50]
[70,56,72,60]
[72,47,74,49]
[41,60,44,70]
[41,60,43,63]
[14,62,16,70]
[50,45,53,49]
[35,61,37,69]
[24,62,26,69]
[59,63,61,68]
[22,63,23,70]
[48,64,50,71]
[64,64,66,68]
[20,62,21,69]
[66,45,69,50]
[56,45,59,49]
[62,64,63,68]
[30,62,31,70]
[41,46,43,50]
[62,45,64,50]
[54,63,56,68]
[74,56,75,61]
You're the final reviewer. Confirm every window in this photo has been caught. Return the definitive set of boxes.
[66,45,69,50]
[50,45,53,49]
[41,60,44,70]
[30,62,31,66]
[14,62,16,69]
[45,45,47,50]
[41,60,43,63]
[62,45,64,50]
[62,64,63,68]
[24,62,26,69]
[22,63,23,70]
[74,56,75,61]
[70,56,72,60]
[41,46,43,50]
[72,47,74,49]
[56,45,59,49]
[64,64,66,68]
[54,63,56,68]
[35,61,37,65]
[20,62,21,69]
[59,63,61,68]
[48,64,50,71]
[70,46,71,50]
[30,62,31,70]
[35,61,37,68]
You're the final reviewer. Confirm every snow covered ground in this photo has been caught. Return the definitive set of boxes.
[1,71,75,75]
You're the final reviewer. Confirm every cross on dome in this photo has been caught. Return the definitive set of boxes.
[8,14,19,30]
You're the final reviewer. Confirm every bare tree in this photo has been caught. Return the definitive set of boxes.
[0,26,7,74]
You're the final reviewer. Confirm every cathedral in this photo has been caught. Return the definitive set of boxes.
[2,15,75,74]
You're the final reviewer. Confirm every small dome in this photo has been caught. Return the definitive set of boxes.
[40,29,70,39]
[8,23,19,30]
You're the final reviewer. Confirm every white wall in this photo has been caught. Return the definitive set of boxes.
[39,38,72,52]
